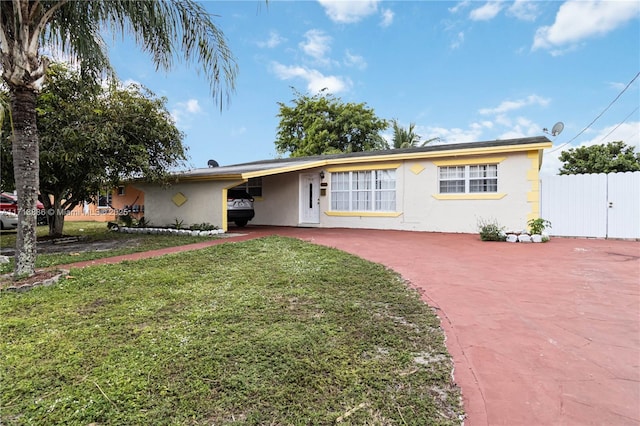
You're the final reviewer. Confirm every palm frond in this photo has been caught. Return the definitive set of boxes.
[38,0,237,108]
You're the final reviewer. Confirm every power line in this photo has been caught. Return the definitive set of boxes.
[547,71,640,154]
[598,106,639,144]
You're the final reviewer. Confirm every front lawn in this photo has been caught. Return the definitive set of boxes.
[0,221,211,275]
[0,236,463,425]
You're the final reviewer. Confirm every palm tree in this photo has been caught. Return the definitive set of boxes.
[391,119,440,149]
[391,119,421,149]
[1,1,237,276]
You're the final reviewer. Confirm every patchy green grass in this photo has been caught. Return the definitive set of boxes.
[0,236,463,425]
[0,222,211,274]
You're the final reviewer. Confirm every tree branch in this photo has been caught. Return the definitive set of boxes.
[28,0,69,54]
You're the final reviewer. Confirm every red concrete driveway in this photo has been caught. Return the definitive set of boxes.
[229,227,640,426]
[64,226,640,425]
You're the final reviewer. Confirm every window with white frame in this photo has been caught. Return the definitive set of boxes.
[331,169,396,211]
[98,190,112,208]
[233,177,263,197]
[438,164,498,193]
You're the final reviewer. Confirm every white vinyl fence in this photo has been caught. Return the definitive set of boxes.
[540,171,640,239]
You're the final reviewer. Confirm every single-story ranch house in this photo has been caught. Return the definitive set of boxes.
[135,136,552,233]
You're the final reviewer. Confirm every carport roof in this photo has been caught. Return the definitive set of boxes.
[173,136,552,181]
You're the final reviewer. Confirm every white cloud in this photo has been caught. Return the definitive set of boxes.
[380,8,394,27]
[258,30,286,48]
[449,1,471,14]
[497,116,542,139]
[299,29,332,63]
[451,31,465,49]
[479,95,550,115]
[507,0,539,21]
[121,78,142,88]
[270,62,351,94]
[231,126,247,137]
[421,125,485,144]
[344,50,367,70]
[533,0,640,51]
[171,99,202,126]
[607,81,628,91]
[469,1,504,21]
[318,0,379,23]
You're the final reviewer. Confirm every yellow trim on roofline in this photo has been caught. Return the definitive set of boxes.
[326,163,401,172]
[432,156,506,166]
[325,211,402,217]
[242,161,327,179]
[320,143,551,166]
[432,193,507,200]
[170,142,552,181]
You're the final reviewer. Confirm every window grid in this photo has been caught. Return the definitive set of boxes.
[331,170,396,212]
[438,164,498,193]
[234,177,263,197]
[98,191,112,208]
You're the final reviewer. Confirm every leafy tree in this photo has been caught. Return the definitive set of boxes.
[2,64,186,237]
[558,141,640,175]
[1,0,237,276]
[275,89,388,157]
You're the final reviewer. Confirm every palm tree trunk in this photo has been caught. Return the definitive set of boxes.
[9,86,40,277]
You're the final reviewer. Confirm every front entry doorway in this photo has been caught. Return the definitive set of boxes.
[299,173,320,224]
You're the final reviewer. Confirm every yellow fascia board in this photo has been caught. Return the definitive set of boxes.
[326,163,401,172]
[325,211,402,217]
[242,161,328,179]
[432,156,506,167]
[432,193,506,200]
[320,142,552,165]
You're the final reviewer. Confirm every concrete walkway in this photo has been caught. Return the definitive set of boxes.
[62,226,640,425]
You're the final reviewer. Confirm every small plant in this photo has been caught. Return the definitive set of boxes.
[528,218,551,235]
[172,217,184,230]
[189,222,218,231]
[478,218,506,241]
[119,213,133,227]
[136,216,150,228]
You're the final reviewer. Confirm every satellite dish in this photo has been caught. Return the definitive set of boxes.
[207,159,219,168]
[551,122,564,137]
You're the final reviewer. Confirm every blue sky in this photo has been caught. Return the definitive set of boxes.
[107,0,640,176]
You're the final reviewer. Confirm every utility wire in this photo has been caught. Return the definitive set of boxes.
[598,106,639,144]
[547,71,640,154]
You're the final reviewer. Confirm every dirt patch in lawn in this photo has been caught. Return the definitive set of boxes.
[0,236,141,256]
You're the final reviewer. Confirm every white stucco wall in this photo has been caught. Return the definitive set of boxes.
[137,180,243,229]
[317,152,536,233]
[139,150,540,234]
[252,172,302,226]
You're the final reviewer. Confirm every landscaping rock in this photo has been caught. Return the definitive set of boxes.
[0,255,9,264]
[518,234,532,243]
[531,234,543,243]
[506,234,518,243]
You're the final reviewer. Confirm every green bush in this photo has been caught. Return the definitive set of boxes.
[478,218,506,241]
[528,218,551,235]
